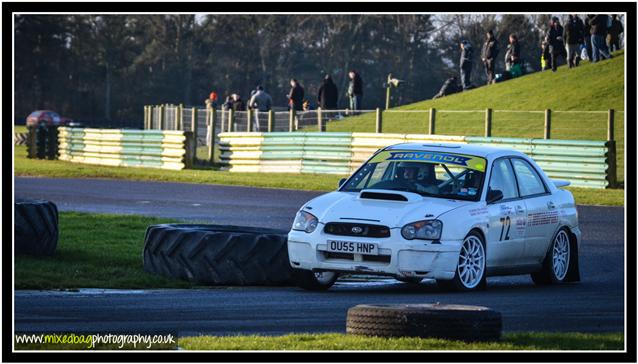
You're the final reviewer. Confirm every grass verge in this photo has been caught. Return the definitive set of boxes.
[14,332,623,351]
[14,211,192,289]
[14,145,623,206]
[179,332,623,350]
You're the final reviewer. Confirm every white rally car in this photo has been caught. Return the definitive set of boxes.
[288,143,581,291]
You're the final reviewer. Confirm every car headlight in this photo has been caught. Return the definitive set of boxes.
[292,210,318,233]
[401,220,442,240]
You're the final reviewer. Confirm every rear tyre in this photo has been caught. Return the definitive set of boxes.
[531,228,578,285]
[436,231,486,291]
[292,269,339,291]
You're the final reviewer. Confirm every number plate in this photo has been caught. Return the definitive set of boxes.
[326,240,379,255]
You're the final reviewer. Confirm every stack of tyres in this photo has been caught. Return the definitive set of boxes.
[14,199,59,256]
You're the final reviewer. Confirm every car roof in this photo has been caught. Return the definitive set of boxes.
[384,142,527,160]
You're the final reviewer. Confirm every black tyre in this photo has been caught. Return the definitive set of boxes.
[346,303,502,342]
[143,224,294,285]
[292,269,339,291]
[531,227,580,285]
[14,199,59,256]
[436,230,487,291]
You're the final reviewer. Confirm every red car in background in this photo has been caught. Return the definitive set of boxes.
[26,110,73,127]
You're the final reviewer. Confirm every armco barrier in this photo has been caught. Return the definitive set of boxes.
[219,132,615,188]
[58,127,191,170]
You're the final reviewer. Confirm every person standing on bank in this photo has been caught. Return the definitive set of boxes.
[459,39,474,90]
[547,17,567,72]
[587,14,612,62]
[317,74,338,110]
[288,79,305,111]
[607,14,624,52]
[248,86,272,132]
[505,33,521,72]
[481,30,498,85]
[564,14,585,68]
[347,70,363,113]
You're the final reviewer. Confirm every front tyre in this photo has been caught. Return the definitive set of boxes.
[292,269,339,291]
[437,231,486,291]
[531,228,577,285]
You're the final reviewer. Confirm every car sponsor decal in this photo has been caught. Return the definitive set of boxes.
[370,150,486,172]
[527,211,559,226]
[469,207,488,216]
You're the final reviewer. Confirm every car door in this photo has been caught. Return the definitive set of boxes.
[485,158,527,268]
[510,157,558,265]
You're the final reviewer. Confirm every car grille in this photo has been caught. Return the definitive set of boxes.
[323,222,391,238]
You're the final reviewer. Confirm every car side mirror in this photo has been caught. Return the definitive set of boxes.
[486,189,504,204]
[338,178,347,188]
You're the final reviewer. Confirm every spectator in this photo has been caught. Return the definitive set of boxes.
[347,70,363,112]
[287,79,305,111]
[607,15,623,52]
[564,14,585,68]
[547,17,567,72]
[317,74,338,110]
[588,14,612,62]
[505,33,521,71]
[248,86,272,132]
[583,16,593,61]
[459,40,473,90]
[223,93,244,112]
[481,30,498,85]
[540,35,551,71]
[206,91,218,109]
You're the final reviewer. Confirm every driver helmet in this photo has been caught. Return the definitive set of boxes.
[397,161,430,181]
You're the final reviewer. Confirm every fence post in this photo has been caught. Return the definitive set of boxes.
[184,131,195,168]
[143,106,148,129]
[175,104,181,130]
[247,108,253,132]
[428,108,436,135]
[228,109,235,132]
[385,86,391,110]
[317,107,325,132]
[544,109,551,139]
[376,108,383,133]
[208,107,216,165]
[484,108,492,137]
[268,110,275,132]
[289,109,295,132]
[607,109,615,141]
[159,105,165,130]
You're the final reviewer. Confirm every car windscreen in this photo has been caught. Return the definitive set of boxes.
[340,150,487,201]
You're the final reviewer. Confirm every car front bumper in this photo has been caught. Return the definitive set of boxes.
[287,228,462,280]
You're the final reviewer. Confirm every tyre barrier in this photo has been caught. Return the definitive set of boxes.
[143,224,296,285]
[14,199,59,256]
[346,303,502,342]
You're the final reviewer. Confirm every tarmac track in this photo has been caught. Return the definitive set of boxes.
[14,177,625,335]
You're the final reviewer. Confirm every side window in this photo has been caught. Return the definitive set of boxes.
[488,159,519,200]
[511,158,547,196]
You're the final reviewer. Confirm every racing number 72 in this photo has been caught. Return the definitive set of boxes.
[499,216,511,241]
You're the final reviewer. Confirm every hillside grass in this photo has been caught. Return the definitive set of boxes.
[325,51,625,184]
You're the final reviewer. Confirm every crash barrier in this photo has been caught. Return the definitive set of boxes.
[14,199,58,256]
[14,132,27,146]
[346,304,502,341]
[143,224,297,285]
[26,125,59,160]
[57,127,194,170]
[218,132,615,188]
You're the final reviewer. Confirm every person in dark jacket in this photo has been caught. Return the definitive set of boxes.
[287,79,305,111]
[564,14,585,68]
[347,70,363,112]
[317,74,338,110]
[459,40,473,90]
[540,35,551,71]
[583,16,593,61]
[547,17,567,72]
[505,33,521,71]
[588,14,612,62]
[607,15,623,52]
[481,30,498,85]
